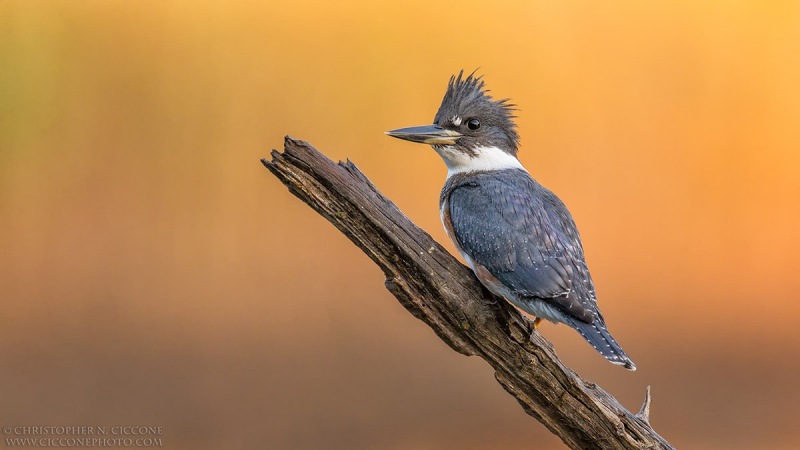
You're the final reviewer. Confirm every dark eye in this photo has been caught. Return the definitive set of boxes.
[467,118,481,130]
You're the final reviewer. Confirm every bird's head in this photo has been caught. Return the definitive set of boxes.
[386,70,521,175]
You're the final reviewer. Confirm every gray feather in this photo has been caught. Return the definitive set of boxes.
[444,169,595,323]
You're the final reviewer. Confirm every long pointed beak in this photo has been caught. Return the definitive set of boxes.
[385,125,462,145]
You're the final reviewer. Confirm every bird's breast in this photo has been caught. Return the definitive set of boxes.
[441,197,525,303]
[440,198,473,268]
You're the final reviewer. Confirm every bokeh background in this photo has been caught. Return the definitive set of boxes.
[2,1,799,449]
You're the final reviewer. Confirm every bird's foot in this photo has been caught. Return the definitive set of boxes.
[532,317,542,330]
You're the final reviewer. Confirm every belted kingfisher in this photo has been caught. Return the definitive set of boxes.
[386,71,636,370]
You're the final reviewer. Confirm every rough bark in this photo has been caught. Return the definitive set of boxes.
[261,137,673,450]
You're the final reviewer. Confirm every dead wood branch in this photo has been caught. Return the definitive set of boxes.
[261,137,673,450]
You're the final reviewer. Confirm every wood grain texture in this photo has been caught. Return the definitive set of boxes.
[261,137,673,450]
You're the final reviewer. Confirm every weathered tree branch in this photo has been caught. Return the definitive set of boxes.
[262,137,673,450]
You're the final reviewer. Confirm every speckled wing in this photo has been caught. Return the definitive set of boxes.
[446,170,596,323]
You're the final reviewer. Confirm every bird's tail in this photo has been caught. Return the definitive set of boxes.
[565,317,636,371]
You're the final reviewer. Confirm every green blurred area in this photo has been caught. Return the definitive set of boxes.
[2,1,800,449]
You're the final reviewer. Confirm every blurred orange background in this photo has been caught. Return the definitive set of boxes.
[2,1,799,449]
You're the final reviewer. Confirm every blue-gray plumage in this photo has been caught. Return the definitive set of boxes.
[386,71,636,370]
